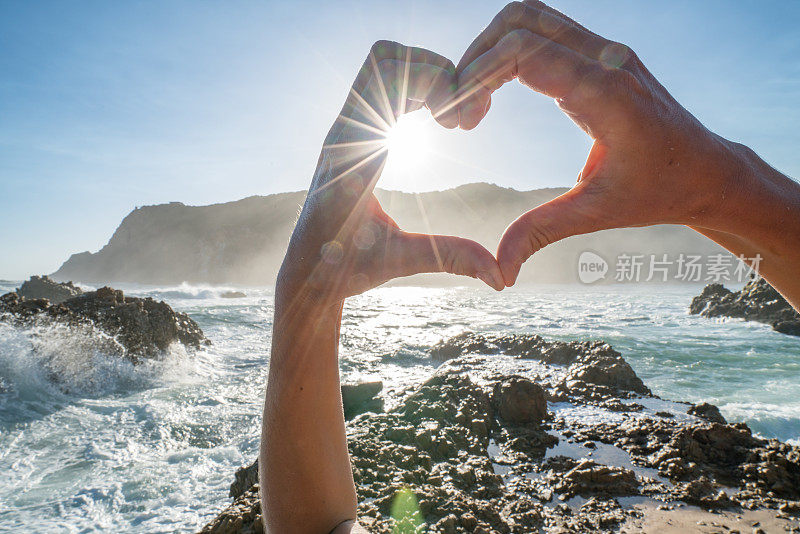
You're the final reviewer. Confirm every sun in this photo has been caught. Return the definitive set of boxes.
[383,110,432,175]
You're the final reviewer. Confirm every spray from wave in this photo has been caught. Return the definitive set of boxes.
[0,321,194,400]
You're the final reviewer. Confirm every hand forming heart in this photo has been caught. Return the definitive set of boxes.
[278,0,787,310]
[264,5,800,531]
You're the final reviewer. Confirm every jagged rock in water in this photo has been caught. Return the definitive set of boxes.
[220,291,247,299]
[562,349,649,395]
[204,334,800,533]
[690,277,800,336]
[431,332,650,395]
[16,275,82,304]
[545,459,639,498]
[0,286,208,362]
[200,485,262,534]
[590,417,800,504]
[204,371,562,533]
[341,381,384,420]
[688,402,727,424]
[230,462,259,500]
[492,377,547,425]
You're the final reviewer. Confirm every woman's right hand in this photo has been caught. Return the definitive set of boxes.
[454,1,760,286]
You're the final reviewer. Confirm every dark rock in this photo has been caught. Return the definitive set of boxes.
[774,320,800,336]
[492,377,547,425]
[675,476,734,508]
[547,459,639,498]
[200,485,263,534]
[16,275,82,304]
[230,461,258,499]
[690,278,800,336]
[341,381,384,420]
[564,346,649,395]
[205,333,800,533]
[690,283,733,315]
[0,286,208,362]
[689,402,727,424]
[431,333,650,396]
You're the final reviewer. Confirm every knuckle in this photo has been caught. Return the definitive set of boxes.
[370,40,399,58]
[599,41,634,69]
[607,66,643,96]
[375,58,398,72]
[501,2,527,24]
[525,223,552,252]
[504,28,532,50]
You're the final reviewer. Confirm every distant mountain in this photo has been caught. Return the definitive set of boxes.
[53,183,733,286]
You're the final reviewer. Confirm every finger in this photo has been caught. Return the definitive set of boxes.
[496,186,603,286]
[332,59,456,148]
[362,59,455,122]
[317,47,457,199]
[425,63,460,129]
[456,2,608,73]
[458,29,606,129]
[344,42,457,134]
[389,232,505,290]
[353,41,453,95]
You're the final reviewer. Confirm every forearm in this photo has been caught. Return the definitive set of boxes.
[259,287,356,533]
[695,142,800,309]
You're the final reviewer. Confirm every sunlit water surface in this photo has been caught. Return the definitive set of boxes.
[0,281,797,532]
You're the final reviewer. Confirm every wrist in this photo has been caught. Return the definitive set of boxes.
[270,283,343,369]
[274,260,345,316]
[705,139,800,241]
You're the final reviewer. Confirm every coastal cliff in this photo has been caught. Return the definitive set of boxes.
[52,183,731,286]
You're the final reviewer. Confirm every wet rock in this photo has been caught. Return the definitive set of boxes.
[774,320,800,336]
[690,278,800,336]
[547,459,639,498]
[593,416,800,504]
[675,476,734,508]
[200,485,262,534]
[572,498,630,531]
[205,333,800,533]
[341,381,384,420]
[689,402,727,424]
[220,291,246,299]
[431,333,650,396]
[230,461,258,499]
[1,285,208,361]
[492,377,547,426]
[16,275,83,304]
[564,348,649,395]
[690,283,733,315]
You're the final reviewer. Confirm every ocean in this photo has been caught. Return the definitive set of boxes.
[0,281,797,532]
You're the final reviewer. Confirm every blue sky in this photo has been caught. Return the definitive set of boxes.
[1,0,799,279]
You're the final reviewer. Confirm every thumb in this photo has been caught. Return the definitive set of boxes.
[388,232,505,291]
[497,187,602,286]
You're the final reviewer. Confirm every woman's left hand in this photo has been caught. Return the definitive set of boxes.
[277,41,504,308]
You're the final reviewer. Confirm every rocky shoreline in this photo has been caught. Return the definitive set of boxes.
[0,276,209,363]
[691,277,800,336]
[201,333,800,533]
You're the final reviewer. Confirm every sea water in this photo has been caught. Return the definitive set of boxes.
[0,281,797,532]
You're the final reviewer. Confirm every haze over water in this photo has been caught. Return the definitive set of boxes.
[0,281,797,532]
